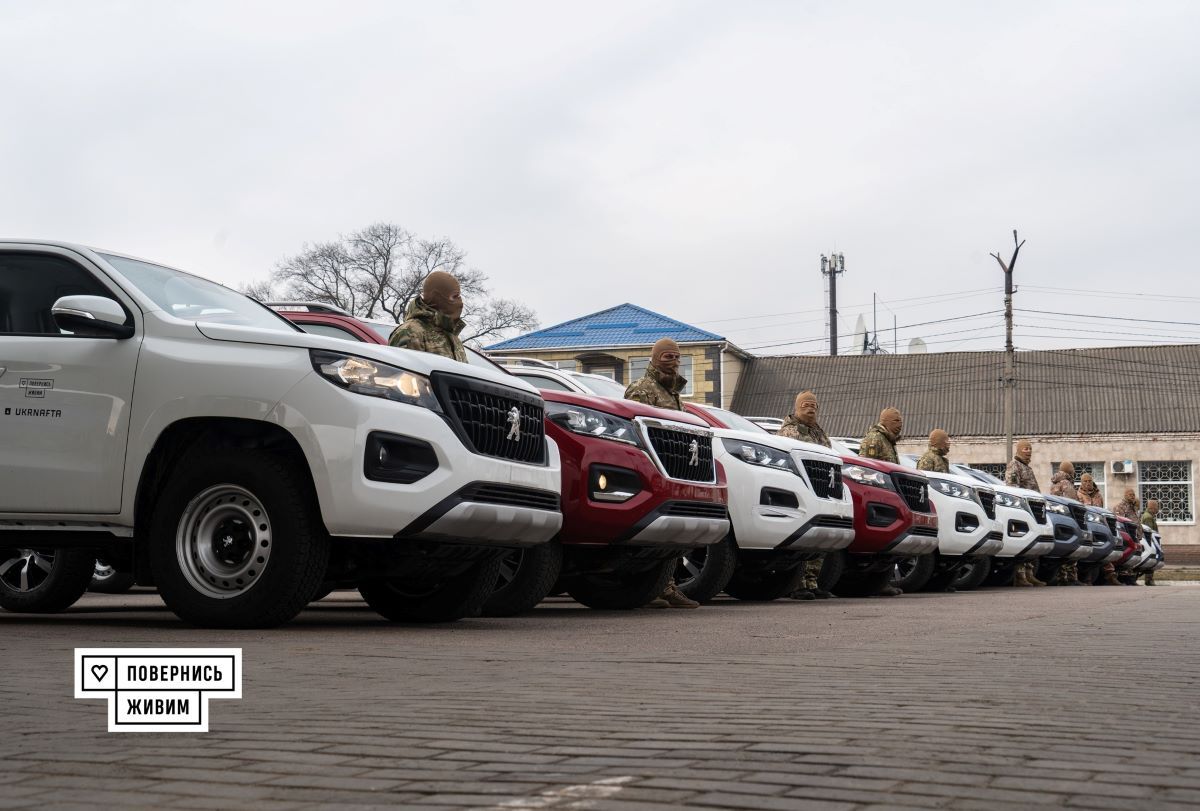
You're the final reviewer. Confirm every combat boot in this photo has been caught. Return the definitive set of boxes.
[1145,574,1157,586]
[661,582,700,609]
[877,585,903,597]
[1027,567,1047,587]
[1013,567,1032,587]
[789,589,816,601]
[812,588,835,599]
[1103,570,1122,586]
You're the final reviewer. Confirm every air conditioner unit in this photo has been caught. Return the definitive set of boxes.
[1110,460,1136,475]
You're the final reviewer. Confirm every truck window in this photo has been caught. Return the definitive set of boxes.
[0,253,120,335]
[298,323,364,342]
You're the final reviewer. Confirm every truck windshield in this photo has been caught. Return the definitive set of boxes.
[101,254,298,332]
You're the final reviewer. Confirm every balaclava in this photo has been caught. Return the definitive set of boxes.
[1079,474,1098,494]
[1148,499,1160,516]
[880,407,903,441]
[1120,486,1135,504]
[650,338,681,377]
[1059,461,1075,479]
[795,391,819,426]
[929,428,949,455]
[422,271,464,319]
[1016,440,1032,464]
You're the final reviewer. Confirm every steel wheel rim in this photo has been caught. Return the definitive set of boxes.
[176,484,272,599]
[0,548,54,592]
[93,559,116,582]
[496,549,524,588]
[676,548,707,586]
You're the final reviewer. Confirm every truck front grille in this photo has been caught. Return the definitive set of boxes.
[1068,503,1088,529]
[435,373,546,465]
[661,501,728,520]
[891,473,930,513]
[460,483,559,512]
[802,460,844,500]
[1028,499,1047,524]
[646,427,715,482]
[977,490,996,519]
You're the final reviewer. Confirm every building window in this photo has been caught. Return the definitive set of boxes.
[976,463,1007,480]
[1050,461,1105,500]
[548,360,578,371]
[629,355,694,396]
[1139,461,1193,523]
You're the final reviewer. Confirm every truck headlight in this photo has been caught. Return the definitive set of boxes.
[995,492,1025,510]
[1046,501,1070,515]
[721,438,800,475]
[546,402,642,446]
[1086,511,1104,524]
[843,464,893,490]
[311,350,441,411]
[931,479,973,500]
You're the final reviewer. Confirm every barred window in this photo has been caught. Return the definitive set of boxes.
[1050,461,1105,500]
[548,360,578,371]
[976,463,1007,480]
[1139,461,1193,523]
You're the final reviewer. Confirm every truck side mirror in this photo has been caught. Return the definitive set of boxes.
[51,295,135,339]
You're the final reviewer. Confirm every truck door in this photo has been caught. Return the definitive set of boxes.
[0,250,141,514]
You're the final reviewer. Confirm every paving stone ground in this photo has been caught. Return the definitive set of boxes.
[1,584,1197,809]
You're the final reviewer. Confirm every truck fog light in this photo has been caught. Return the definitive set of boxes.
[365,432,439,484]
[1008,520,1029,538]
[955,513,979,533]
[590,465,641,503]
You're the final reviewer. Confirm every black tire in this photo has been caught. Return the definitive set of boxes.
[309,585,336,602]
[1037,558,1067,585]
[724,563,803,602]
[1077,563,1101,585]
[890,554,935,592]
[482,542,563,617]
[565,559,674,610]
[676,537,738,603]
[832,566,895,598]
[817,550,846,592]
[149,447,330,629]
[361,555,502,623]
[0,547,95,613]
[923,554,964,592]
[984,559,1017,587]
[953,557,992,590]
[90,557,136,594]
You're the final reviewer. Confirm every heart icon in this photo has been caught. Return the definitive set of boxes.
[91,664,109,682]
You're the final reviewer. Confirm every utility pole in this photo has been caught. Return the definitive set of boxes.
[990,231,1025,463]
[821,253,846,356]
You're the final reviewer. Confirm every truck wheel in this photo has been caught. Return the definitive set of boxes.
[0,548,95,613]
[90,558,136,594]
[817,550,846,593]
[482,542,562,617]
[952,557,992,590]
[360,555,502,622]
[676,536,738,603]
[150,448,330,628]
[566,559,673,610]
[890,554,934,592]
[724,564,803,601]
[1077,563,1101,585]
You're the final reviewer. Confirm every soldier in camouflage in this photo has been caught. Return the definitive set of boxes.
[1049,462,1082,586]
[624,337,686,411]
[1078,474,1104,508]
[916,429,950,473]
[1109,488,1141,586]
[858,408,904,597]
[778,391,834,601]
[859,408,902,464]
[388,271,468,362]
[626,338,700,609]
[1141,499,1160,586]
[1005,440,1047,587]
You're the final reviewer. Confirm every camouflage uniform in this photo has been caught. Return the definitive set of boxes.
[388,297,468,363]
[1005,456,1042,585]
[1141,508,1159,585]
[1078,484,1104,508]
[916,446,950,473]
[777,416,832,592]
[624,365,685,411]
[859,424,899,464]
[1049,472,1080,584]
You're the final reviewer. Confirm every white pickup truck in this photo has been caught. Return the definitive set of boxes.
[0,241,563,627]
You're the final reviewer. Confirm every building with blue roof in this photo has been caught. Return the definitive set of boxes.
[486,303,751,408]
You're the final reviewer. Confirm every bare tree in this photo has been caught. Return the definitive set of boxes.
[251,223,539,343]
[240,278,276,302]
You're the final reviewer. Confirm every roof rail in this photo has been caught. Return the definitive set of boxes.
[490,356,558,369]
[264,301,353,316]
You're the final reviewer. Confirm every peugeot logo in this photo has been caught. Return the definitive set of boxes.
[506,406,522,442]
[688,439,700,467]
[828,466,837,491]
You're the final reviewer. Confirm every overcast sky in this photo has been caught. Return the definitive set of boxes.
[3,1,1197,354]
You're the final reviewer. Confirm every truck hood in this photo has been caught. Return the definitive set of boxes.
[714,427,842,463]
[839,454,919,475]
[193,322,539,396]
[540,390,708,427]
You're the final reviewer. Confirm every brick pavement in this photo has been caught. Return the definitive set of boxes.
[1,585,1198,809]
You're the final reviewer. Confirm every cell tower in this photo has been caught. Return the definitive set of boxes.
[821,253,846,356]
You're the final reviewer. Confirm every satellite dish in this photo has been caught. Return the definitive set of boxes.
[850,314,867,356]
[908,337,928,354]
